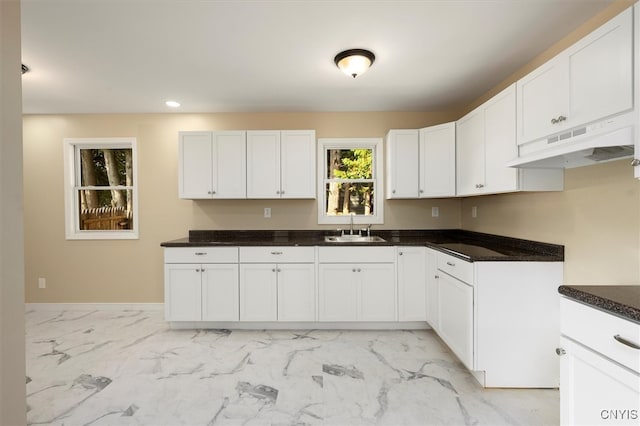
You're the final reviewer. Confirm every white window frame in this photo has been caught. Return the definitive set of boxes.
[63,137,139,240]
[317,138,384,225]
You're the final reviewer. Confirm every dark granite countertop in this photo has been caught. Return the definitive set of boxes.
[558,285,640,324]
[161,229,564,262]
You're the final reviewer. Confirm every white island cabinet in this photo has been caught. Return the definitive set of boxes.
[164,247,239,321]
[559,297,640,425]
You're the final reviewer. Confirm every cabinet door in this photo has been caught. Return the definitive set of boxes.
[516,56,569,145]
[179,132,213,199]
[202,264,239,321]
[437,272,473,369]
[484,84,518,193]
[568,8,633,131]
[246,131,281,198]
[318,264,357,321]
[213,131,246,199]
[239,264,277,321]
[456,109,485,196]
[419,123,455,198]
[359,263,396,321]
[559,336,640,426]
[397,247,426,321]
[425,249,439,331]
[386,129,419,198]
[280,130,316,198]
[164,264,202,321]
[277,263,316,321]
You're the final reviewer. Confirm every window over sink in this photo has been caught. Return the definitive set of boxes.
[317,138,383,225]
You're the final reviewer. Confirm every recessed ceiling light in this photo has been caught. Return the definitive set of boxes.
[165,100,181,108]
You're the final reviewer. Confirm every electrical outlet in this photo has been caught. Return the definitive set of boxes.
[431,206,439,217]
[471,206,478,218]
[38,277,46,289]
[264,207,271,218]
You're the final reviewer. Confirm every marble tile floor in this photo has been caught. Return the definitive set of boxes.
[25,308,559,426]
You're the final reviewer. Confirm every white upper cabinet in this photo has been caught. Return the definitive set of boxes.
[457,84,563,196]
[386,129,420,198]
[419,123,456,197]
[247,130,316,199]
[386,124,455,199]
[517,8,633,145]
[179,131,246,199]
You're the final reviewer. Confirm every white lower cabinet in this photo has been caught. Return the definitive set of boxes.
[432,250,563,387]
[559,297,640,425]
[397,247,427,321]
[437,271,474,369]
[425,248,439,331]
[164,247,239,322]
[239,247,316,322]
[318,263,395,321]
[239,264,278,321]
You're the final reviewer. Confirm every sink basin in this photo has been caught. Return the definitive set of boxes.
[324,235,386,243]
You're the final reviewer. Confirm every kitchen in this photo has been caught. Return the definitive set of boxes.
[2,0,640,425]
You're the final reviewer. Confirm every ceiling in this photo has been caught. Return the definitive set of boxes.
[21,0,616,114]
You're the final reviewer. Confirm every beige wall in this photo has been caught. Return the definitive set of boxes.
[461,161,640,284]
[1,0,26,424]
[23,112,461,303]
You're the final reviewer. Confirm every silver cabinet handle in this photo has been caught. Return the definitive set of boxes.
[352,268,356,272]
[446,261,455,267]
[614,334,640,350]
[195,252,207,256]
[551,115,567,124]
[392,189,396,194]
[270,251,283,255]
[277,268,281,272]
[434,275,439,279]
[399,252,403,256]
[551,117,558,124]
[631,158,640,167]
[555,347,566,356]
[272,268,276,273]
[357,268,362,272]
[419,189,424,193]
[280,190,284,195]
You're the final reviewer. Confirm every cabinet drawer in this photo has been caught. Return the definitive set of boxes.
[239,246,315,263]
[561,298,640,374]
[437,252,473,284]
[318,246,396,263]
[164,247,238,263]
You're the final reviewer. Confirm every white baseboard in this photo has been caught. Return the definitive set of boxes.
[168,321,431,330]
[26,302,164,311]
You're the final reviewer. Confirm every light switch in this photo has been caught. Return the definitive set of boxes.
[431,206,439,217]
[471,206,478,218]
[264,207,271,218]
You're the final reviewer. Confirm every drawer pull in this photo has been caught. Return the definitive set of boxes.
[446,261,455,267]
[613,334,640,350]
[271,251,283,255]
[195,252,207,256]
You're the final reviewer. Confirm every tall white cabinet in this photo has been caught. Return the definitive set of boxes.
[246,130,316,199]
[179,131,247,199]
[386,123,456,199]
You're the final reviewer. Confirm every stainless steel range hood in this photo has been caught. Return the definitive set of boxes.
[508,112,636,169]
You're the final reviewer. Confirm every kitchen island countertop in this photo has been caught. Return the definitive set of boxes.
[558,285,640,324]
[161,229,564,262]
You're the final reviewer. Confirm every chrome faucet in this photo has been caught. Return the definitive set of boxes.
[349,213,355,235]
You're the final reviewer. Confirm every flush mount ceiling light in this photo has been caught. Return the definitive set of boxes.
[334,49,375,78]
[165,100,181,108]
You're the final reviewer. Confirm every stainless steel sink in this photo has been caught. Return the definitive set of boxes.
[324,235,386,243]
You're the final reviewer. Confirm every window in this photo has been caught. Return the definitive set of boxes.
[63,138,138,239]
[317,138,383,225]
